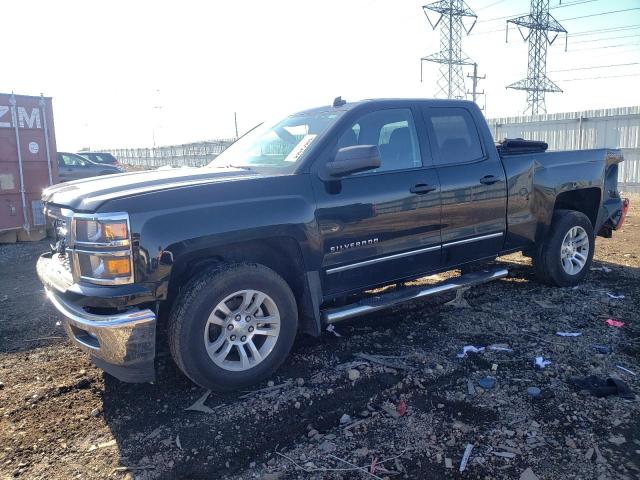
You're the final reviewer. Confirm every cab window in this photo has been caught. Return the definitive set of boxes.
[336,108,421,173]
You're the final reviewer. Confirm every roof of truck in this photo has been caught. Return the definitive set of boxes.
[294,98,477,116]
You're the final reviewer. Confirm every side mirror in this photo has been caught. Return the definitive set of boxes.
[326,145,381,177]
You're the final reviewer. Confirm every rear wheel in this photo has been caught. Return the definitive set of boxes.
[168,263,298,391]
[532,210,594,287]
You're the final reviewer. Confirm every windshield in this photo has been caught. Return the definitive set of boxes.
[208,110,343,171]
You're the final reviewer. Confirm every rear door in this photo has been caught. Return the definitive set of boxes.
[312,105,442,296]
[421,106,506,266]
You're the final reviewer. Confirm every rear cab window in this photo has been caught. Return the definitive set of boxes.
[424,107,484,165]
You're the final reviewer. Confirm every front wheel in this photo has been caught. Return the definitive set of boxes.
[532,210,595,287]
[168,263,298,391]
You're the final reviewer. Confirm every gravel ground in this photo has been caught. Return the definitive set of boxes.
[0,195,638,480]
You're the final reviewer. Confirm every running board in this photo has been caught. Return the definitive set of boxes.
[322,267,508,324]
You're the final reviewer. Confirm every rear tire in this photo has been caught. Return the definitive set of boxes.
[532,209,594,287]
[168,263,298,391]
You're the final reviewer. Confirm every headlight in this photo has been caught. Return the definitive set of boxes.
[75,217,129,246]
[70,213,134,285]
[75,250,133,284]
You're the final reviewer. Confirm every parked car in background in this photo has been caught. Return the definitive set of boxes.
[78,151,120,167]
[57,152,123,182]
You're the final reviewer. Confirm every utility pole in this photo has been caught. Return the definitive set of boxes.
[421,1,477,100]
[506,0,567,115]
[466,63,485,108]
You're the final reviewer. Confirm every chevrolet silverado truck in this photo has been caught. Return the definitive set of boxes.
[37,98,629,391]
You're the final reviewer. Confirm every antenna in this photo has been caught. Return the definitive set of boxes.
[506,0,568,115]
[421,1,477,99]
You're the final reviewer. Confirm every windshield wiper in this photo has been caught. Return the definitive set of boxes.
[225,164,254,171]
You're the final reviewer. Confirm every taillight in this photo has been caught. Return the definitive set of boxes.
[615,198,630,230]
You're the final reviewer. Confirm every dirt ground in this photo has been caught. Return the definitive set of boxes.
[1,197,639,480]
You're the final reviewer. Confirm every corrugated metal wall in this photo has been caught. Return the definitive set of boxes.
[106,139,235,168]
[487,106,640,187]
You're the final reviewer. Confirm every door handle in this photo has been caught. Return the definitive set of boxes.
[480,175,500,185]
[410,183,437,194]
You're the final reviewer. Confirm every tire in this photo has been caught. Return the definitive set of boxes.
[532,209,595,287]
[168,263,298,391]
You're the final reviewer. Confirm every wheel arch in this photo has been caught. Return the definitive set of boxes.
[169,236,322,337]
[553,187,601,227]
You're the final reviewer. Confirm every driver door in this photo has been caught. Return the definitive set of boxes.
[311,105,442,297]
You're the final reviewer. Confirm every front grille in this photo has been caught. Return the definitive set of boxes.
[58,252,72,273]
[46,205,74,276]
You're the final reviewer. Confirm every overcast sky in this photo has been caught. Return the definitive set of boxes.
[2,0,639,150]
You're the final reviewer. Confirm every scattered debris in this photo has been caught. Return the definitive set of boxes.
[381,402,401,419]
[519,467,539,480]
[88,439,117,452]
[467,380,476,395]
[534,299,557,309]
[592,344,611,354]
[556,332,581,337]
[339,414,352,425]
[459,444,474,473]
[494,451,516,459]
[110,465,156,474]
[23,336,64,342]
[488,343,513,352]
[457,345,485,358]
[478,377,496,390]
[355,353,414,371]
[534,356,552,369]
[326,325,342,337]
[572,376,634,399]
[238,380,293,399]
[608,435,626,446]
[527,387,541,398]
[185,390,214,413]
[616,365,637,376]
[397,399,407,417]
[594,445,606,464]
[591,266,612,273]
[605,318,625,328]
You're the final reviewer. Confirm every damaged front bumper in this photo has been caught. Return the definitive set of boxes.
[45,289,156,382]
[37,253,156,383]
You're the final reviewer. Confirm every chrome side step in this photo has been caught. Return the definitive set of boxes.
[322,267,508,324]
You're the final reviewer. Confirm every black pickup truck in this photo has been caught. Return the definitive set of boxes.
[37,98,629,390]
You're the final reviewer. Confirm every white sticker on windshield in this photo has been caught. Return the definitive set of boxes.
[285,134,317,162]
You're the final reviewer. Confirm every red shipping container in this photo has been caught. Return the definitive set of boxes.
[0,92,58,241]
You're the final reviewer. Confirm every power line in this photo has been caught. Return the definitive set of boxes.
[567,33,640,44]
[552,0,600,9]
[473,22,640,38]
[558,7,640,22]
[559,72,640,81]
[568,24,640,37]
[477,5,640,25]
[567,41,640,52]
[475,0,509,12]
[549,62,640,73]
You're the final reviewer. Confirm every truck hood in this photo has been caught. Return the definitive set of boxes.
[43,166,260,211]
